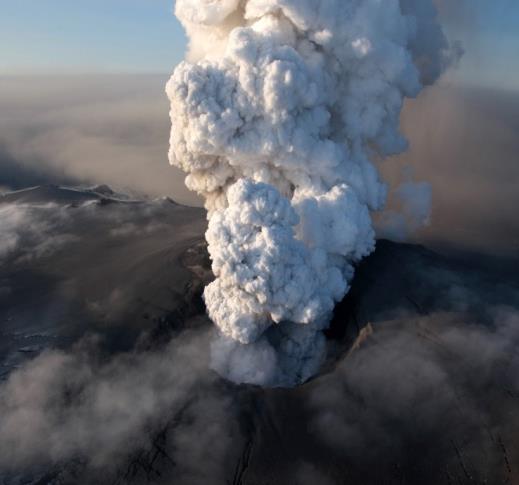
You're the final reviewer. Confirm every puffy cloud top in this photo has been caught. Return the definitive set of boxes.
[167,0,453,386]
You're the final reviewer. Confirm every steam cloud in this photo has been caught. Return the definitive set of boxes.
[167,0,454,386]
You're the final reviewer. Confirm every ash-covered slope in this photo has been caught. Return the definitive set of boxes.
[0,185,206,378]
[1,186,519,484]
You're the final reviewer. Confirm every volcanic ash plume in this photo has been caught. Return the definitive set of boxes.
[166,0,452,386]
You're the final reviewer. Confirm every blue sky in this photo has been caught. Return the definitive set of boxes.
[1,0,518,90]
[439,0,519,91]
[0,0,186,73]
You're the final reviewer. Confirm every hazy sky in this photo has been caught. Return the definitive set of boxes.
[1,0,519,90]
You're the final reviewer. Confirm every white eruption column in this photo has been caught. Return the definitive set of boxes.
[167,0,453,386]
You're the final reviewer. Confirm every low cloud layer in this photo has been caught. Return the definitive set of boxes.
[0,75,199,205]
[1,75,518,258]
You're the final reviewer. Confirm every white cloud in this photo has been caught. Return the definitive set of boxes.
[167,0,455,386]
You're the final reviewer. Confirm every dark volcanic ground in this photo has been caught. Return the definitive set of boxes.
[1,186,519,485]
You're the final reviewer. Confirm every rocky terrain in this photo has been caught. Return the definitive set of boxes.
[1,186,518,484]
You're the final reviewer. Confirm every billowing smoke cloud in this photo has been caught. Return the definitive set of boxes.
[166,0,454,386]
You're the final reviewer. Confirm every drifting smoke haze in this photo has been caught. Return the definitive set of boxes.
[2,81,518,255]
[0,187,232,482]
[0,330,237,479]
[166,0,457,386]
[0,75,198,205]
[2,86,518,257]
[1,198,519,482]
[384,85,519,257]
